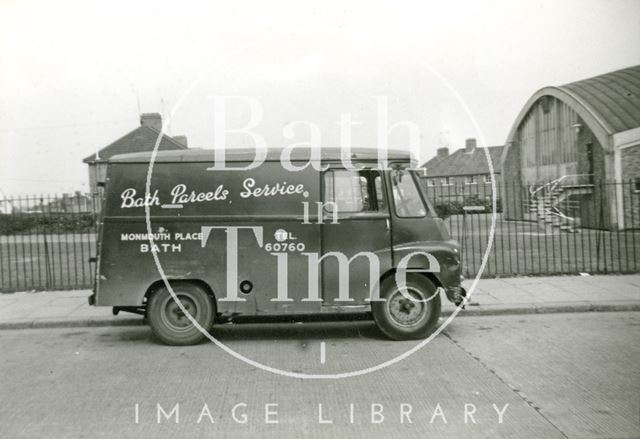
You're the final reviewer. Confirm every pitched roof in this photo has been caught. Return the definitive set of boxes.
[422,146,503,177]
[559,65,640,134]
[82,126,187,163]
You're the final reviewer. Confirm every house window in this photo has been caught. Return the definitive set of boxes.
[634,177,640,193]
[441,177,452,186]
[465,175,476,185]
[484,174,493,184]
[427,179,436,187]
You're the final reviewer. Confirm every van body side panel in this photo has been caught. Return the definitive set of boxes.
[96,161,321,314]
[94,155,464,312]
[321,214,392,304]
[98,218,323,313]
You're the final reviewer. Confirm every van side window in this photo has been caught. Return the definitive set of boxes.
[324,170,386,213]
[391,169,426,217]
[324,170,364,212]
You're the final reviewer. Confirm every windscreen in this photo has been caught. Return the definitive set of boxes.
[390,168,427,217]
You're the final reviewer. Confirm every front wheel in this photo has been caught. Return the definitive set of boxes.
[147,282,215,346]
[372,274,441,340]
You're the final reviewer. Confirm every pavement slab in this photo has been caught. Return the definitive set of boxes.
[0,274,638,330]
[446,312,640,439]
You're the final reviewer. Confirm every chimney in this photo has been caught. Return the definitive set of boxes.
[465,138,477,153]
[173,135,188,148]
[140,113,162,132]
[437,147,449,158]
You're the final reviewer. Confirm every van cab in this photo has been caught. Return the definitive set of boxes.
[89,147,466,345]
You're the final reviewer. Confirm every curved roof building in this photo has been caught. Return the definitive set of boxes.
[502,65,640,230]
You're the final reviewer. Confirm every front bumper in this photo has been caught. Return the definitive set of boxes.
[444,285,467,306]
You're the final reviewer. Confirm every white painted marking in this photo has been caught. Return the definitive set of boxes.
[161,204,183,209]
[320,341,326,365]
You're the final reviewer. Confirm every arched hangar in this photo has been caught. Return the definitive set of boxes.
[501,65,640,230]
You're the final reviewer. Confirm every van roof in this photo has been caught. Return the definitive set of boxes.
[108,147,412,163]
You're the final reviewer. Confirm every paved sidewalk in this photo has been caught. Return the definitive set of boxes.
[0,274,638,329]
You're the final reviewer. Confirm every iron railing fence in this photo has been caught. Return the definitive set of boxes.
[0,181,638,291]
[423,179,640,278]
[0,193,99,292]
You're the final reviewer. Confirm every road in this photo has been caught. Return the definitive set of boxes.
[0,312,638,438]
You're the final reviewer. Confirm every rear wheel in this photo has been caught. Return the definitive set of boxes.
[372,274,441,340]
[147,282,215,346]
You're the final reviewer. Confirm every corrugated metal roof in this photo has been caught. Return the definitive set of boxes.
[560,65,640,134]
[422,146,503,177]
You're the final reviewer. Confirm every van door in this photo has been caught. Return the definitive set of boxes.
[320,169,393,305]
[387,167,448,246]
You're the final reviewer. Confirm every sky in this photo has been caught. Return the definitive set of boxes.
[0,0,639,196]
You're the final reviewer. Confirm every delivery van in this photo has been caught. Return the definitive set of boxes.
[89,147,466,345]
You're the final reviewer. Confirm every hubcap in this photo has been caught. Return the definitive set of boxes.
[161,294,198,331]
[387,288,428,327]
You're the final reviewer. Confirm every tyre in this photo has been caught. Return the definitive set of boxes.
[372,274,441,340]
[147,282,215,346]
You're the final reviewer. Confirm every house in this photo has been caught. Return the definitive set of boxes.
[83,113,188,194]
[421,138,503,204]
[501,65,640,230]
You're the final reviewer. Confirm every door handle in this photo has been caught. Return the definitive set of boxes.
[386,218,390,231]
